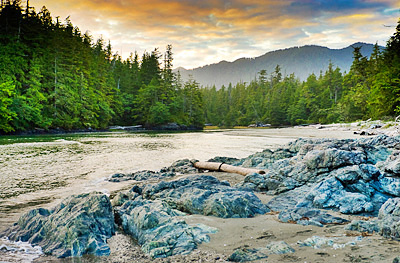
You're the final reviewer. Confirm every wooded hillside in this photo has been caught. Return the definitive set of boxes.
[201,27,400,127]
[0,1,399,133]
[176,43,378,88]
[0,1,204,133]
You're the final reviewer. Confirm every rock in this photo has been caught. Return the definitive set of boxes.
[296,177,375,214]
[160,122,180,130]
[303,148,365,170]
[237,135,399,192]
[239,135,400,217]
[344,198,400,240]
[227,241,294,262]
[298,236,335,249]
[378,198,400,240]
[265,241,295,254]
[237,148,294,169]
[227,247,268,262]
[1,192,114,258]
[141,174,269,218]
[111,175,268,257]
[278,207,349,227]
[345,198,400,240]
[111,190,140,207]
[108,159,198,182]
[384,157,400,175]
[114,195,217,258]
[376,176,400,196]
[345,219,380,233]
[109,170,175,182]
[267,185,313,211]
[207,156,240,165]
[298,235,363,250]
[160,159,199,174]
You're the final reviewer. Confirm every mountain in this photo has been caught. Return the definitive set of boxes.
[175,42,379,88]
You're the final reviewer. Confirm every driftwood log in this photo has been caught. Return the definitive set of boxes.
[193,161,265,176]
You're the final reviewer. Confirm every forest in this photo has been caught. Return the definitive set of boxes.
[202,37,400,127]
[0,1,204,133]
[0,0,399,133]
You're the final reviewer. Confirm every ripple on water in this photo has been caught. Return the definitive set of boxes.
[0,237,43,263]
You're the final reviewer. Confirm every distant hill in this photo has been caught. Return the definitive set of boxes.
[175,43,379,88]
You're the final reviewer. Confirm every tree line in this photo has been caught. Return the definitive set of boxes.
[202,20,400,127]
[0,0,399,133]
[0,0,204,133]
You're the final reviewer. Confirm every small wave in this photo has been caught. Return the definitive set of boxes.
[0,237,43,263]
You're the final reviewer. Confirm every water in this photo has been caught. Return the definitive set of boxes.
[0,128,359,261]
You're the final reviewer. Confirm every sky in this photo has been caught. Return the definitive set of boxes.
[29,0,400,69]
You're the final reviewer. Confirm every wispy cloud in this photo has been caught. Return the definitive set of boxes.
[30,0,400,68]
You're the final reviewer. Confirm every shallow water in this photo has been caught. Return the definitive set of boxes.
[0,128,360,261]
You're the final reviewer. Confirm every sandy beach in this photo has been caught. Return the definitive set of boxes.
[2,124,400,263]
[29,171,400,263]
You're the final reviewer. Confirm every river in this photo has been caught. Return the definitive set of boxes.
[0,127,360,261]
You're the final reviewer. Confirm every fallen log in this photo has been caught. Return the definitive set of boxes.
[193,161,265,176]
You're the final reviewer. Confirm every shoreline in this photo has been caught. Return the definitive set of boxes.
[2,128,400,262]
[2,118,399,138]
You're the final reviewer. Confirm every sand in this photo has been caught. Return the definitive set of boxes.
[23,123,400,262]
[32,172,400,263]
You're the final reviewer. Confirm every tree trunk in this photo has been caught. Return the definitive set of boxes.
[193,161,265,176]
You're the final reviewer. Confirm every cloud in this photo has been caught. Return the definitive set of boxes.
[30,0,400,69]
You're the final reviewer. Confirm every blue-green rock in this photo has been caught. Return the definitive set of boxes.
[2,192,114,258]
[115,196,217,258]
[142,174,269,218]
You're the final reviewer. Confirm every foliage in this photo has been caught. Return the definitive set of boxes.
[0,1,204,133]
[202,18,400,127]
[0,1,399,132]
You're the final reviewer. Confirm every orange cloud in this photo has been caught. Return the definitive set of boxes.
[30,0,400,69]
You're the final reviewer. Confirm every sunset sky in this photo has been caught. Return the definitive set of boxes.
[29,0,400,69]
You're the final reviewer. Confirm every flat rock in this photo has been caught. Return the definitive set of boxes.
[278,207,349,227]
[227,241,294,262]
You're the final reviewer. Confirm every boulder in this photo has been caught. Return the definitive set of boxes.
[114,194,217,258]
[378,198,400,240]
[265,241,295,254]
[239,135,400,216]
[111,175,268,257]
[108,159,198,182]
[296,177,375,214]
[345,219,380,233]
[2,192,114,258]
[160,159,199,174]
[297,236,335,249]
[227,241,294,262]
[278,207,349,227]
[345,198,400,240]
[141,174,269,218]
[228,247,268,262]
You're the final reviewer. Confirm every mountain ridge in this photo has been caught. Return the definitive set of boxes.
[175,42,380,88]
